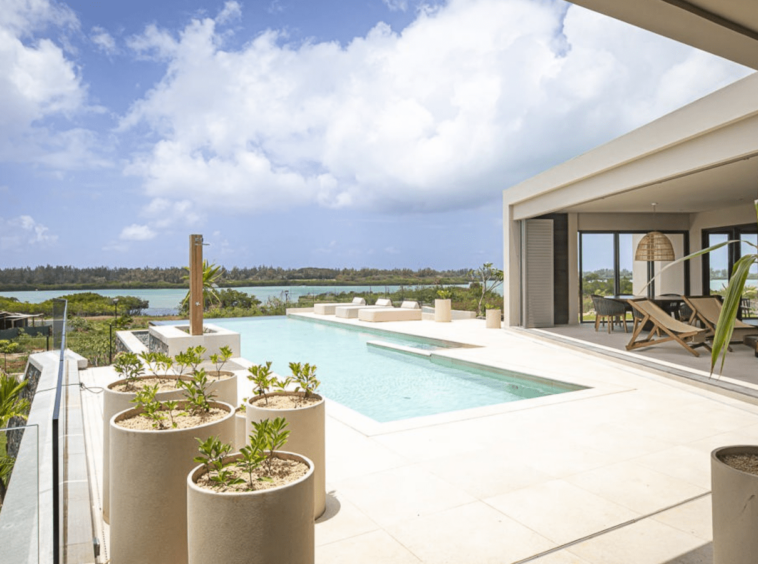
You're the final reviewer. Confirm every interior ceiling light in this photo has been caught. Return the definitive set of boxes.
[635,203,675,262]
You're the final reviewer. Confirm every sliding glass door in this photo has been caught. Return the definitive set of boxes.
[580,231,689,322]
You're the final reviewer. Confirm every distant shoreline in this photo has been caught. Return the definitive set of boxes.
[0,278,468,293]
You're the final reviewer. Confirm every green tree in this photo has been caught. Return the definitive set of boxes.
[181,260,223,311]
[0,373,31,504]
[469,263,504,317]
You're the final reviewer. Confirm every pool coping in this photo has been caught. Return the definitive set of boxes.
[281,312,634,436]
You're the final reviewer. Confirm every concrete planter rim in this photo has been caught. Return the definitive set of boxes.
[206,369,235,378]
[188,451,314,496]
[248,391,324,412]
[107,375,187,393]
[112,400,234,433]
[712,444,758,477]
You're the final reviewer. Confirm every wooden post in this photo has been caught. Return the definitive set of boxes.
[190,234,204,336]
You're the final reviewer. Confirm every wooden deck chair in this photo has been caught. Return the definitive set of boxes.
[683,296,758,346]
[626,299,711,357]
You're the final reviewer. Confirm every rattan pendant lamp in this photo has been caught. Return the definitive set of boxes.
[635,203,675,299]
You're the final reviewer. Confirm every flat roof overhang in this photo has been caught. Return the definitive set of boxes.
[504,72,758,220]
[567,0,758,70]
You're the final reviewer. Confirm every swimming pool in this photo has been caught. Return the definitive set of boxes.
[204,316,584,423]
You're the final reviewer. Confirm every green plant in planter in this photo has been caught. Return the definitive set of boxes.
[154,352,174,376]
[188,346,207,373]
[113,352,144,390]
[138,351,158,375]
[289,362,320,399]
[247,361,276,405]
[436,288,453,300]
[237,417,291,489]
[195,436,243,489]
[174,350,192,376]
[178,369,217,414]
[131,384,169,429]
[256,417,290,474]
[210,346,233,374]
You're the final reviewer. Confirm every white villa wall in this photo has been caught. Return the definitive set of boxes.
[576,213,690,232]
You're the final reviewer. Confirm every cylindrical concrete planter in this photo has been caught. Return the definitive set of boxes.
[207,371,238,409]
[235,408,247,451]
[434,299,452,323]
[102,376,187,523]
[187,451,315,564]
[712,445,758,564]
[247,392,325,518]
[110,401,235,564]
[486,308,502,329]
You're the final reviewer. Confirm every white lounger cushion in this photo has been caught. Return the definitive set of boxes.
[358,300,422,322]
[335,298,393,318]
[314,297,366,315]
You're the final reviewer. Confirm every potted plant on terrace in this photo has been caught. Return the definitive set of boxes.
[187,417,315,564]
[102,351,187,522]
[435,288,452,323]
[176,345,238,407]
[246,361,326,518]
[109,370,235,564]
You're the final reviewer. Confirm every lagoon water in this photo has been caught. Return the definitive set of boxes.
[1,284,440,316]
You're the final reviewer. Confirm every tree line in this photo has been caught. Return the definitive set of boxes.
[0,265,471,291]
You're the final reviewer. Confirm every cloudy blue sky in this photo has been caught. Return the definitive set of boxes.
[0,0,752,270]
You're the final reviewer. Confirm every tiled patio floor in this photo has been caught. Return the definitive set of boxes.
[80,315,758,563]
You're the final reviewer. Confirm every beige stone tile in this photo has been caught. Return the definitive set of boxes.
[316,530,421,564]
[528,551,593,564]
[569,422,676,461]
[334,464,476,527]
[566,461,708,514]
[673,403,758,433]
[385,501,555,564]
[631,446,712,489]
[652,495,713,541]
[568,519,711,564]
[372,422,493,462]
[419,447,553,499]
[504,441,618,479]
[485,479,638,545]
[326,421,409,482]
[316,495,380,547]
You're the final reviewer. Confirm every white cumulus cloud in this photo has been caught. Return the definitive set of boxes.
[120,224,157,241]
[0,214,57,251]
[0,0,101,169]
[120,0,752,223]
[91,25,117,54]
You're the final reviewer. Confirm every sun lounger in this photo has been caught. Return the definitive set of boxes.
[335,298,393,319]
[683,296,758,344]
[314,297,366,315]
[626,299,710,357]
[358,300,422,322]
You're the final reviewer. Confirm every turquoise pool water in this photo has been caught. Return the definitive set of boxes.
[206,316,583,423]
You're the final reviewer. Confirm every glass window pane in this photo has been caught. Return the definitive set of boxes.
[708,233,730,295]
[740,233,757,318]
[581,234,615,322]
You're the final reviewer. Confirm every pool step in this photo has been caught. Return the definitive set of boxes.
[366,340,433,357]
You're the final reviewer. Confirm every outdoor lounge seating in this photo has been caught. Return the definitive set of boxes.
[314,297,366,315]
[626,299,710,357]
[335,298,393,318]
[590,295,627,333]
[358,300,422,322]
[683,295,758,344]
